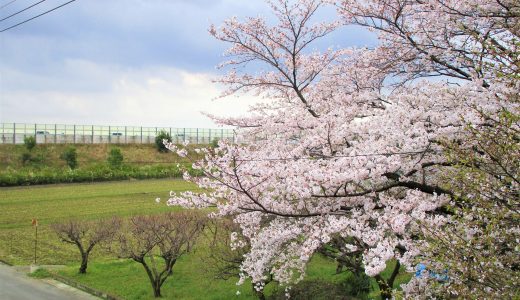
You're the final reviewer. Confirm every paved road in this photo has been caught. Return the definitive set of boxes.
[0,263,98,300]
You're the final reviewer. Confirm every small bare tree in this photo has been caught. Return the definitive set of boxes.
[116,211,206,298]
[52,217,121,274]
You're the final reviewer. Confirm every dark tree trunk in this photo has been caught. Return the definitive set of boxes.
[375,276,392,300]
[74,241,96,274]
[374,261,400,300]
[152,279,162,298]
[252,284,265,300]
[79,253,89,274]
[75,242,90,274]
[138,259,164,298]
[255,290,266,300]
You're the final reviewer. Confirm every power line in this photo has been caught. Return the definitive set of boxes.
[0,0,19,10]
[0,0,46,22]
[0,0,77,33]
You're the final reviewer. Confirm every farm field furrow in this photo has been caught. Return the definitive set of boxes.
[0,179,195,264]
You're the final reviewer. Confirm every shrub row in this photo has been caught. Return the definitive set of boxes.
[0,164,201,187]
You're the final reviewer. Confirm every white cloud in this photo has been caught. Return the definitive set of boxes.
[0,60,259,128]
[0,0,375,128]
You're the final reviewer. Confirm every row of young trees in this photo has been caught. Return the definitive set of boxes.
[166,0,519,298]
[51,211,206,298]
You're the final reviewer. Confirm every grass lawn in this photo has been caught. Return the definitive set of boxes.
[57,254,410,299]
[58,253,353,300]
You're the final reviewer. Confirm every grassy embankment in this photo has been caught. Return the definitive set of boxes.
[0,179,411,299]
[0,144,201,186]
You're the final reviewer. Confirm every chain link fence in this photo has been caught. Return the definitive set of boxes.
[0,123,236,145]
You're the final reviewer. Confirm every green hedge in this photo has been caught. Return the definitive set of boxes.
[0,164,201,186]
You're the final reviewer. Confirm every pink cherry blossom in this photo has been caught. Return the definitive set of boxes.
[167,0,519,297]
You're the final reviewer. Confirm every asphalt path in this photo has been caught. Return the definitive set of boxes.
[0,263,98,300]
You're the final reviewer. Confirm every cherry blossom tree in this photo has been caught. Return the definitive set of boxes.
[168,0,519,298]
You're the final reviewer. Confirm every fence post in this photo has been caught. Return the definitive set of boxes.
[183,128,186,143]
[54,124,57,144]
[209,129,211,144]
[13,123,15,144]
[125,126,127,144]
[73,125,76,144]
[108,126,111,144]
[196,128,199,144]
[92,125,94,144]
[34,124,37,137]
[140,127,143,144]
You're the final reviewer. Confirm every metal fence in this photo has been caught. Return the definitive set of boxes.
[0,123,236,145]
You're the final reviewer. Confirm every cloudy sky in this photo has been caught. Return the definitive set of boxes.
[0,0,376,128]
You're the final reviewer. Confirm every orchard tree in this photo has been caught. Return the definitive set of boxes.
[52,217,121,274]
[116,211,206,298]
[167,0,519,298]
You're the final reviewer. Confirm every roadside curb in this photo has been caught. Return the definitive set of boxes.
[49,273,123,300]
[0,259,13,266]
